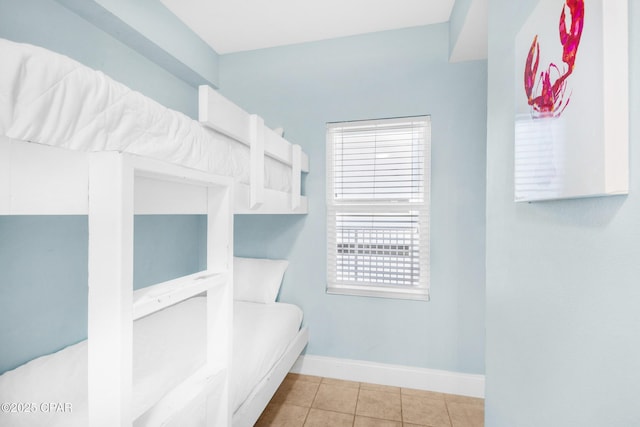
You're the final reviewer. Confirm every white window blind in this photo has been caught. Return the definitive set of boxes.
[326,116,430,300]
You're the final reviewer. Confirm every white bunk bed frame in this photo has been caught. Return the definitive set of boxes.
[1,86,309,426]
[1,141,235,425]
[198,86,310,215]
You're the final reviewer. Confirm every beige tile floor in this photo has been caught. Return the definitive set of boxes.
[255,374,484,427]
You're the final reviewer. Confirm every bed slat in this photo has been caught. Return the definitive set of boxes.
[132,272,227,320]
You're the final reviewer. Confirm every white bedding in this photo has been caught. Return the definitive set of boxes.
[0,298,303,427]
[0,38,290,192]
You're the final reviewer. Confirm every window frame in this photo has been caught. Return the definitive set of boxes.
[325,116,431,301]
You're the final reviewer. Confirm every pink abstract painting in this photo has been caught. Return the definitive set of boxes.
[514,0,628,202]
[524,0,584,117]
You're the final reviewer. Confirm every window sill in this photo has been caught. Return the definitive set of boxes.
[326,284,429,301]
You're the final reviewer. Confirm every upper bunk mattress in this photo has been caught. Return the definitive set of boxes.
[0,38,290,192]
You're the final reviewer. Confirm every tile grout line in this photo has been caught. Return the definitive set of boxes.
[301,378,324,426]
[399,387,404,425]
[352,381,362,427]
[444,396,454,427]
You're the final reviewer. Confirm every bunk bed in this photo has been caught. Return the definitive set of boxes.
[0,38,309,426]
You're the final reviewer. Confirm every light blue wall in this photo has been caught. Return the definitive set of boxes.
[132,216,207,290]
[224,25,487,374]
[486,1,640,426]
[0,215,206,373]
[0,217,87,374]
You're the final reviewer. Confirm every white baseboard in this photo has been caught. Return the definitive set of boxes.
[290,355,485,398]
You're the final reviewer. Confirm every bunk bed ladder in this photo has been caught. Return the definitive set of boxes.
[88,152,233,427]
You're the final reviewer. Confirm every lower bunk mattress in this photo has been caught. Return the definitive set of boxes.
[0,297,303,426]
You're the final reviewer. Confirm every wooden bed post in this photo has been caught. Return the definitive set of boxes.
[249,114,265,209]
[205,184,234,426]
[291,144,302,210]
[88,152,134,427]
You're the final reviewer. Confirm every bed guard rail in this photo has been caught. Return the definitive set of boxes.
[198,86,308,214]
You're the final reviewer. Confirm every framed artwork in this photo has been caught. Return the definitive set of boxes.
[514,0,628,202]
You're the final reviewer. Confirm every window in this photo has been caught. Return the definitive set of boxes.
[326,116,431,300]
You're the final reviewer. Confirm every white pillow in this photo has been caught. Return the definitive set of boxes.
[233,257,289,303]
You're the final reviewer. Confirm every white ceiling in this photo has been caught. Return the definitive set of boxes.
[160,0,457,54]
